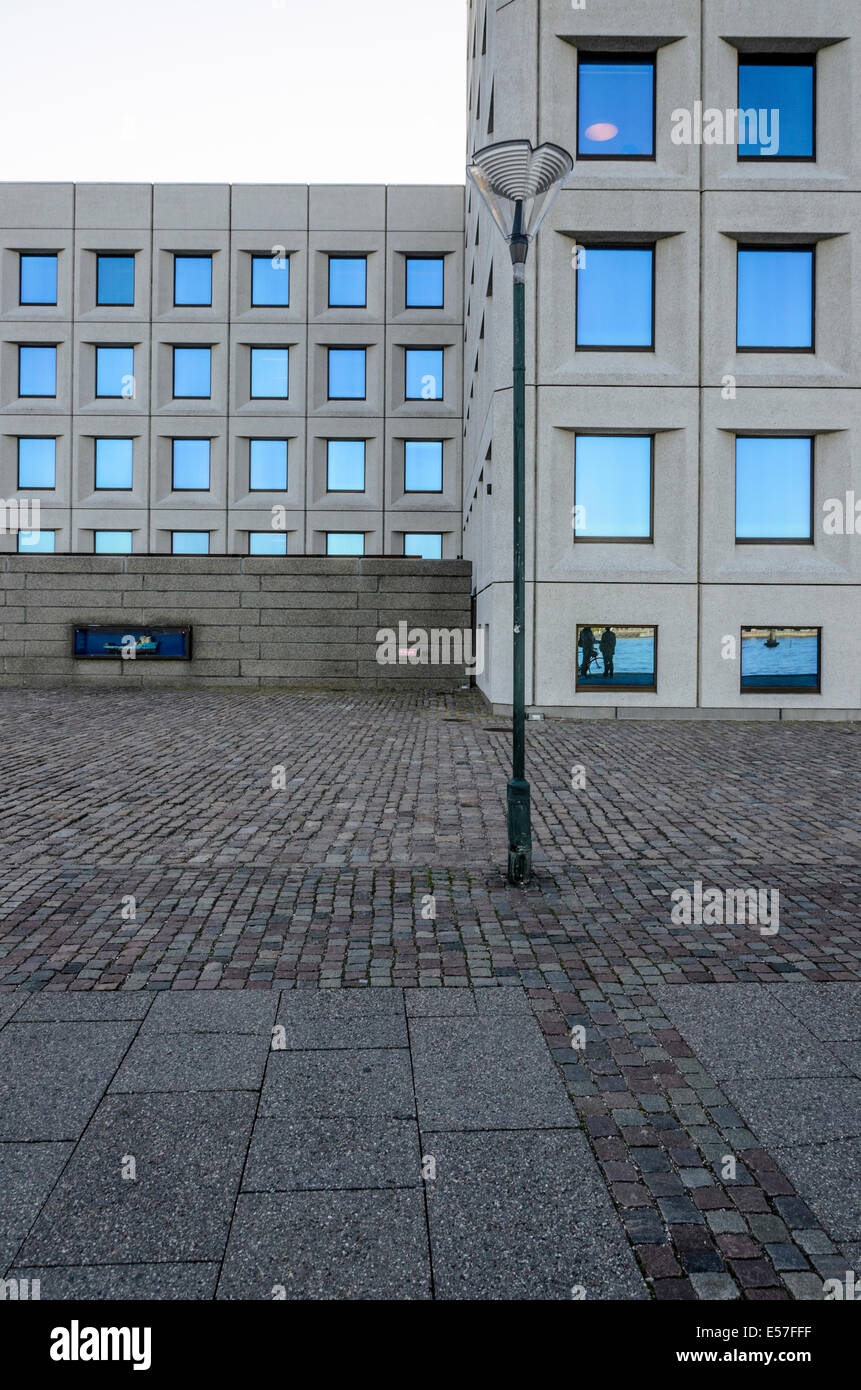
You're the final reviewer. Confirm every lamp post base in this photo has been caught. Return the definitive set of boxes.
[506,777,532,885]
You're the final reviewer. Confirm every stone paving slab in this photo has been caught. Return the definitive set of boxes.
[0,1142,73,1270]
[6,1262,220,1300]
[0,1021,139,1141]
[773,1140,861,1260]
[721,1078,861,1147]
[140,991,279,1035]
[274,990,408,1048]
[425,1129,648,1301]
[410,1016,578,1130]
[765,982,861,1042]
[15,993,153,1022]
[259,1048,415,1120]
[216,1191,432,1300]
[242,1117,421,1192]
[109,1030,271,1093]
[18,1092,256,1266]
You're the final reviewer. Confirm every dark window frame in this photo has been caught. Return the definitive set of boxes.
[574,622,659,693]
[327,346,368,402]
[574,242,657,352]
[404,346,445,400]
[250,253,290,308]
[173,252,214,308]
[326,438,367,494]
[576,51,657,162]
[739,625,822,694]
[573,433,655,543]
[94,437,135,492]
[736,53,817,164]
[95,344,134,399]
[95,252,136,307]
[734,434,815,545]
[172,345,213,400]
[18,344,58,398]
[18,252,59,307]
[171,437,213,493]
[327,255,368,309]
[249,345,290,401]
[248,437,289,492]
[405,255,446,309]
[736,243,816,354]
[403,438,445,494]
[17,435,57,491]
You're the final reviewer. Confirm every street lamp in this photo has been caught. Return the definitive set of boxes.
[467,139,573,885]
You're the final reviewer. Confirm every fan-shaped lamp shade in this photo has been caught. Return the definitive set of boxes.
[467,139,573,261]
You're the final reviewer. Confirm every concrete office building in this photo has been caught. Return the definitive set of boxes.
[2,0,860,716]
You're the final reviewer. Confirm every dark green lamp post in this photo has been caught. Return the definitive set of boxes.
[467,140,573,885]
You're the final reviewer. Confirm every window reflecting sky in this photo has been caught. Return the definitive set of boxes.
[735,437,812,539]
[97,256,135,306]
[329,259,367,308]
[327,440,366,491]
[575,436,652,538]
[19,346,57,396]
[18,437,56,489]
[252,256,289,307]
[20,254,57,304]
[249,532,287,555]
[0,1,465,182]
[577,248,653,348]
[173,347,211,397]
[249,439,288,491]
[737,249,813,348]
[328,349,366,399]
[172,439,211,490]
[95,438,134,490]
[405,440,443,491]
[251,347,289,398]
[738,61,814,157]
[327,532,365,555]
[96,346,133,396]
[404,533,442,559]
[578,59,654,156]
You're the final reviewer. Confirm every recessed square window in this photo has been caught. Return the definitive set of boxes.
[249,438,288,491]
[18,437,56,489]
[740,626,820,692]
[174,255,212,306]
[18,528,55,553]
[735,437,812,542]
[405,348,443,399]
[328,348,366,400]
[95,530,133,554]
[250,347,289,399]
[19,346,57,397]
[738,56,814,159]
[326,532,364,555]
[576,247,654,348]
[576,624,657,691]
[404,532,442,559]
[404,440,443,492]
[406,257,445,308]
[251,254,290,306]
[327,439,365,491]
[172,531,210,555]
[249,531,287,555]
[737,247,814,350]
[328,257,367,307]
[97,254,135,306]
[172,438,211,490]
[20,254,58,305]
[95,438,134,490]
[173,346,211,398]
[96,346,134,397]
[574,436,653,539]
[577,54,655,158]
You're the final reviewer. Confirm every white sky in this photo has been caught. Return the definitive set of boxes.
[1,0,467,184]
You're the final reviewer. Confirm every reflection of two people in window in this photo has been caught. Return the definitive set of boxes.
[578,626,616,678]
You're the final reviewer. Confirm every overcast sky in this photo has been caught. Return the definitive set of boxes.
[2,0,467,184]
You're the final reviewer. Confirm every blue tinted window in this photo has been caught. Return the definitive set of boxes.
[575,436,652,538]
[578,57,655,157]
[18,437,56,488]
[738,60,814,158]
[172,439,211,490]
[172,531,210,554]
[328,257,366,307]
[405,348,443,399]
[327,440,365,491]
[737,248,813,349]
[404,533,442,559]
[741,627,820,691]
[96,346,134,397]
[406,258,444,308]
[326,532,364,555]
[95,530,133,554]
[97,255,135,306]
[736,437,812,540]
[249,531,287,555]
[249,439,287,490]
[577,248,653,348]
[251,255,289,306]
[95,438,133,490]
[18,528,54,552]
[174,256,212,306]
[404,440,443,491]
[173,347,211,397]
[19,346,57,396]
[251,347,289,398]
[328,348,366,399]
[20,254,58,305]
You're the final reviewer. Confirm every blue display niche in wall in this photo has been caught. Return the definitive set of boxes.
[73,626,193,659]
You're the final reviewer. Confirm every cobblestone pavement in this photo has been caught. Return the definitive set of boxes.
[0,686,859,1300]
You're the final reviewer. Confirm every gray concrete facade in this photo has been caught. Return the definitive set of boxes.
[463,0,861,716]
